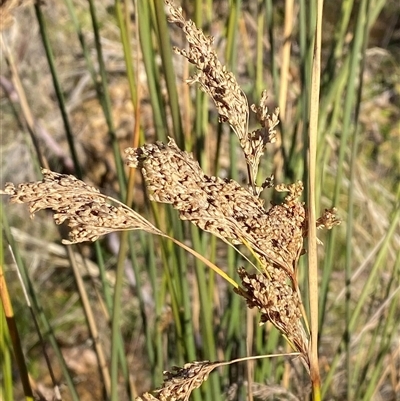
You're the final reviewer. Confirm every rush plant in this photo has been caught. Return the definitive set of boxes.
[1,2,340,400]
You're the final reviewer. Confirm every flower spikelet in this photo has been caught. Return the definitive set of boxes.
[165,0,249,151]
[316,208,341,230]
[248,91,280,195]
[126,139,306,279]
[236,267,309,364]
[155,361,215,401]
[2,169,162,244]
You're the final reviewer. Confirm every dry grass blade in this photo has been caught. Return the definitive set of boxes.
[2,168,163,244]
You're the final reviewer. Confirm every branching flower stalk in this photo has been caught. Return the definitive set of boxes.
[2,169,163,244]
[165,0,279,196]
[1,1,340,399]
[136,353,301,401]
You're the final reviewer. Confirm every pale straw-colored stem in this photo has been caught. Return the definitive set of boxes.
[308,0,324,398]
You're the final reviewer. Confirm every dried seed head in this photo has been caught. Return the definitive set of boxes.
[154,361,215,401]
[165,2,281,195]
[316,208,341,230]
[247,91,280,194]
[2,169,162,244]
[126,139,306,279]
[236,267,309,363]
[165,0,249,145]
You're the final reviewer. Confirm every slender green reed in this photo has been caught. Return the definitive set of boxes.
[0,310,14,401]
[154,0,184,148]
[138,0,168,141]
[34,3,82,179]
[2,212,80,401]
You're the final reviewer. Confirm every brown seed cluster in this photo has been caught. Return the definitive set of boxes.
[126,139,306,279]
[136,361,216,401]
[125,133,314,359]
[248,91,280,194]
[166,0,248,140]
[235,267,309,365]
[316,207,341,230]
[2,169,161,244]
[165,1,279,194]
[157,361,214,401]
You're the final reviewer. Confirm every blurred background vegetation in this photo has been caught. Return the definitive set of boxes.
[0,0,399,400]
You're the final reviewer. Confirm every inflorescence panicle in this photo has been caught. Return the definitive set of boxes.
[125,139,308,280]
[2,169,162,244]
[165,0,279,195]
[1,1,342,398]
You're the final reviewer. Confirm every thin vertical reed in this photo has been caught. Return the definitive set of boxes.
[115,0,138,105]
[265,0,279,97]
[322,206,400,396]
[307,0,323,398]
[0,307,13,401]
[34,3,82,178]
[2,221,80,400]
[278,0,294,122]
[274,0,294,183]
[67,246,111,397]
[255,0,265,97]
[0,250,34,400]
[193,0,208,166]
[154,0,184,148]
[190,227,222,401]
[87,0,127,198]
[138,0,168,141]
[225,0,241,70]
[345,1,369,397]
